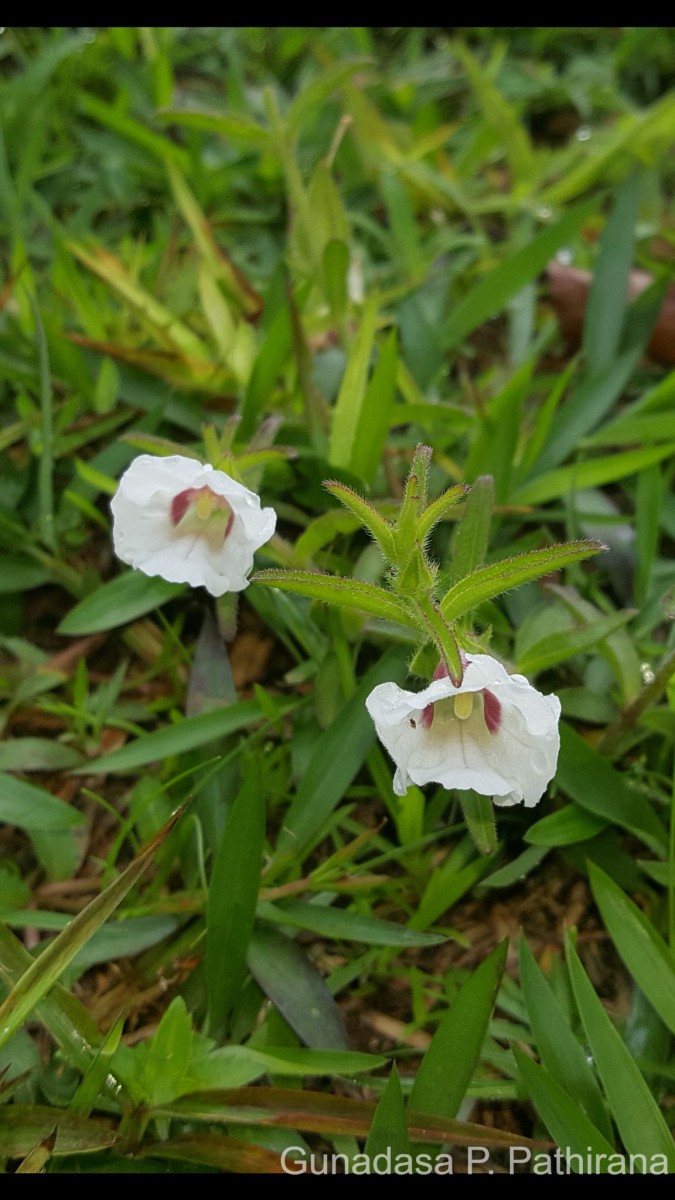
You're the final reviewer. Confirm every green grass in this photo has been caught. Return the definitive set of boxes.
[0,26,674,1175]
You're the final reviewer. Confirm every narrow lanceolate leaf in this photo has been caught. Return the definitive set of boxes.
[409,941,507,1119]
[447,476,492,582]
[439,541,605,622]
[588,863,675,1038]
[0,1107,118,1158]
[0,808,185,1052]
[566,933,675,1170]
[251,569,417,628]
[329,294,379,470]
[517,609,636,676]
[519,938,613,1142]
[323,480,396,560]
[247,926,348,1051]
[513,1049,616,1171]
[76,698,268,774]
[416,484,469,545]
[207,764,265,1035]
[58,572,186,635]
[256,900,445,948]
[557,725,668,854]
[365,1066,410,1159]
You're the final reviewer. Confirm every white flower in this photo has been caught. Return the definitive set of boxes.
[365,654,561,807]
[111,454,276,597]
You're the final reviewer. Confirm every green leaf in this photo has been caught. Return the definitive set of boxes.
[480,845,548,888]
[58,573,186,635]
[256,900,446,947]
[0,739,84,772]
[439,541,604,622]
[566,932,675,1169]
[513,1049,616,1170]
[556,725,668,854]
[447,476,492,583]
[409,941,507,1119]
[526,804,608,847]
[76,698,268,774]
[247,926,348,1050]
[323,481,396,560]
[0,773,84,832]
[207,763,265,1034]
[444,197,597,349]
[588,863,675,1038]
[329,294,379,470]
[0,807,184,1051]
[365,1066,409,1159]
[453,40,535,189]
[516,609,636,675]
[0,1107,118,1157]
[251,569,416,627]
[511,443,675,507]
[141,996,194,1107]
[349,329,398,487]
[519,938,613,1141]
[582,174,639,377]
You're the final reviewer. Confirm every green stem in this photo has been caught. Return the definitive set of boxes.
[413,595,463,682]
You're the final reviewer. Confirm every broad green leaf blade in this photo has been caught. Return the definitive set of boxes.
[59,573,185,635]
[511,443,675,507]
[0,807,184,1051]
[256,900,445,947]
[272,645,408,864]
[141,996,194,1107]
[350,329,398,486]
[409,941,507,1118]
[77,698,268,774]
[517,609,635,675]
[566,933,675,1169]
[0,1107,118,1157]
[519,938,613,1141]
[251,569,416,627]
[557,725,668,854]
[526,804,608,847]
[588,863,675,1038]
[207,763,265,1034]
[448,475,493,583]
[0,773,84,831]
[513,1049,616,1170]
[365,1065,410,1159]
[247,926,348,1050]
[329,294,379,470]
[162,1085,536,1148]
[480,844,548,888]
[582,173,639,377]
[444,197,597,349]
[0,739,84,772]
[440,541,604,622]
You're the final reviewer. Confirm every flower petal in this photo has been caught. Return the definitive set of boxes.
[111,454,276,596]
[365,654,560,807]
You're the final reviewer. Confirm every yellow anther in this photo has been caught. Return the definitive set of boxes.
[196,488,215,520]
[453,692,474,721]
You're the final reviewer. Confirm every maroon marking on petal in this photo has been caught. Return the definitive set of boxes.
[482,689,502,734]
[432,660,448,680]
[421,702,434,730]
[171,487,196,526]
